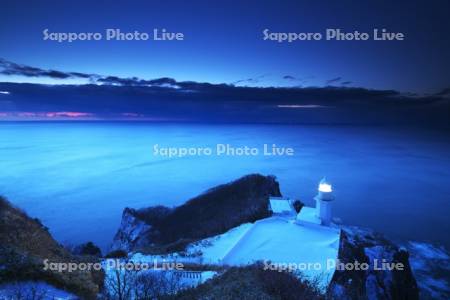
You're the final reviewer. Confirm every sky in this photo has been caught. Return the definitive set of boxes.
[1,0,450,92]
[0,0,449,124]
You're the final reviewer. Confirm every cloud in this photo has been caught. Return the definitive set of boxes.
[283,75,296,80]
[96,76,143,86]
[232,74,269,86]
[0,58,96,79]
[45,112,93,118]
[0,58,186,89]
[326,77,353,86]
[232,78,257,85]
[435,87,450,97]
[0,111,96,120]
[0,91,10,95]
[325,77,342,85]
[1,80,447,126]
[282,75,315,85]
[277,104,328,108]
[97,76,181,88]
[0,59,448,127]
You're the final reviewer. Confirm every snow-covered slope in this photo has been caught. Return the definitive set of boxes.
[186,215,340,289]
[186,222,254,264]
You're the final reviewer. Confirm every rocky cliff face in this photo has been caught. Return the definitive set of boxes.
[111,174,281,252]
[110,175,420,299]
[110,207,153,252]
[329,226,419,299]
[406,241,450,299]
[0,196,103,299]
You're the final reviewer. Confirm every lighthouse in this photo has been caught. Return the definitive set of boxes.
[315,178,334,225]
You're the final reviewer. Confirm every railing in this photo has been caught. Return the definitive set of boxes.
[175,270,203,279]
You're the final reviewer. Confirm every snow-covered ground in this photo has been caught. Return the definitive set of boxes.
[187,215,341,289]
[224,216,339,288]
[123,214,340,290]
[187,222,254,264]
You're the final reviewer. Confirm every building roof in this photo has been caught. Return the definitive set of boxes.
[297,206,322,225]
[269,197,294,214]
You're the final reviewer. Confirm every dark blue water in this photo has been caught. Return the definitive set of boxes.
[0,122,449,250]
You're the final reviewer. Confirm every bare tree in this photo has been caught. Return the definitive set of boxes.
[133,271,184,299]
[104,267,136,300]
[103,261,185,300]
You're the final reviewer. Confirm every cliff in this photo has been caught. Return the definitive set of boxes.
[329,226,419,299]
[0,196,103,299]
[110,174,420,299]
[167,225,420,299]
[111,174,281,252]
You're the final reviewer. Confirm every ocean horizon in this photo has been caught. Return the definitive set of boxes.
[1,121,449,251]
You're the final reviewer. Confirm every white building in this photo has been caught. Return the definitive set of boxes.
[297,178,335,226]
[268,196,295,216]
[190,178,341,290]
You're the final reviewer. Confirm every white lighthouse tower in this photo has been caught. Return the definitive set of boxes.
[315,178,334,225]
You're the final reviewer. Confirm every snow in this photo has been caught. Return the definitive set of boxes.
[124,252,200,267]
[187,222,254,264]
[177,271,217,287]
[223,217,340,287]
[188,215,340,289]
[269,197,294,215]
[297,206,321,225]
[200,271,216,282]
[120,213,341,291]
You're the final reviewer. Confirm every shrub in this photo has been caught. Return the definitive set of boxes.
[168,263,324,300]
[293,200,304,213]
[76,241,102,257]
[105,250,128,259]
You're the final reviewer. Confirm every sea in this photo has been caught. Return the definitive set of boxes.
[0,122,448,251]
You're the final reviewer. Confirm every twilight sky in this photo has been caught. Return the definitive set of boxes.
[0,0,449,124]
[1,0,450,92]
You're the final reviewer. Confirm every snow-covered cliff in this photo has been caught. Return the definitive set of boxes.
[109,174,423,299]
[110,174,281,252]
[110,207,153,252]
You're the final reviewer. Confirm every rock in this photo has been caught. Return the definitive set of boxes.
[405,241,450,299]
[110,207,153,252]
[329,226,419,299]
[72,241,102,257]
[109,175,420,299]
[111,174,281,253]
[292,199,304,213]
